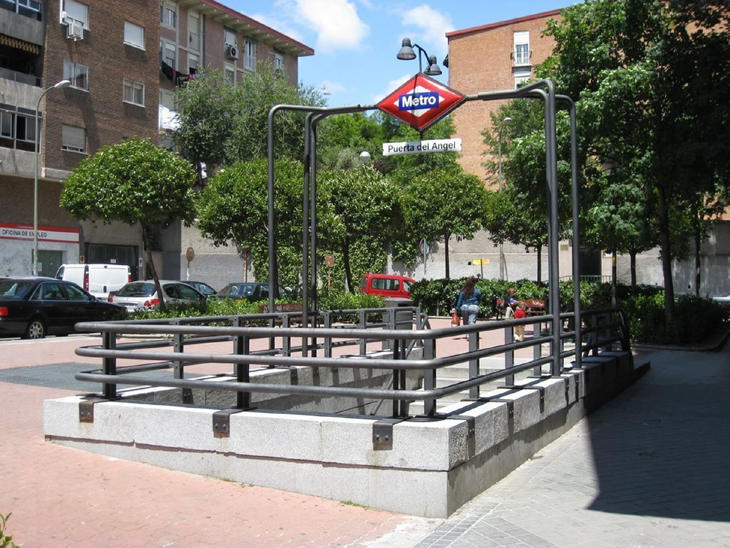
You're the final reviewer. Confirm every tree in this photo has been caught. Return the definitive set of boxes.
[173,69,237,178]
[402,166,488,278]
[318,166,401,292]
[542,0,730,328]
[195,158,304,287]
[60,138,197,309]
[174,63,326,173]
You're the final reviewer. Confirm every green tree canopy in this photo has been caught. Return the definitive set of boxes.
[195,158,304,287]
[402,166,488,278]
[60,138,197,308]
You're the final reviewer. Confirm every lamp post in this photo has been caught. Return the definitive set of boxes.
[33,79,70,275]
[359,150,371,164]
[397,38,442,76]
[497,116,511,280]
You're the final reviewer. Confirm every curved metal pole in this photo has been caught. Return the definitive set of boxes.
[557,94,581,369]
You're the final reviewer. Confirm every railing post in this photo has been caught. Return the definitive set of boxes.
[173,319,184,379]
[359,309,367,356]
[323,311,332,358]
[468,330,480,399]
[235,334,250,410]
[102,329,116,399]
[423,337,436,417]
[281,314,290,357]
[505,323,515,386]
[532,320,542,376]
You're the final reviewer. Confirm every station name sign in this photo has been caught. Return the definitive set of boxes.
[382,138,462,156]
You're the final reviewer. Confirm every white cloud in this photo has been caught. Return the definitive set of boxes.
[401,5,454,57]
[372,73,412,104]
[293,0,369,52]
[319,80,347,96]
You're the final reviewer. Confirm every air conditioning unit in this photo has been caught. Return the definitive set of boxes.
[66,21,84,41]
[225,44,238,59]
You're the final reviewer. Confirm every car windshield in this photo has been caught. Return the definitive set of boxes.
[220,284,256,297]
[0,280,34,299]
[116,282,156,297]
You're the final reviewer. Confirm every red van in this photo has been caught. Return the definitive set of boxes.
[359,273,415,299]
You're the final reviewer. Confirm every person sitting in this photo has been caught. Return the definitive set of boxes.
[456,277,482,325]
[504,287,519,318]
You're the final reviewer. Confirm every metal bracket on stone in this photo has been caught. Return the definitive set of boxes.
[372,418,404,450]
[212,408,244,438]
[505,385,545,413]
[79,396,107,423]
[489,398,515,418]
[182,388,193,404]
[447,414,476,458]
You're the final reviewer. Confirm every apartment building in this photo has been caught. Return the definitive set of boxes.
[443,9,729,295]
[0,0,312,284]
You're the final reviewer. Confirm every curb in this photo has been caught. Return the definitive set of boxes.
[633,324,730,353]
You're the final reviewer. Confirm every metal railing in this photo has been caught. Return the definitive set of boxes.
[74,307,629,418]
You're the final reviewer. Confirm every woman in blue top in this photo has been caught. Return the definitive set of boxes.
[456,277,481,325]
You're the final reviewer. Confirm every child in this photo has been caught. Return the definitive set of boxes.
[513,301,526,341]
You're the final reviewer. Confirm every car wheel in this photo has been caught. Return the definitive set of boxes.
[24,318,46,339]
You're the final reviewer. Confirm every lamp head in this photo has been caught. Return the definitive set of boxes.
[54,79,71,89]
[397,38,416,60]
[424,55,442,76]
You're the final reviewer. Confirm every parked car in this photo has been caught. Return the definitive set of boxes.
[712,294,730,305]
[217,282,271,302]
[109,280,205,312]
[359,273,415,299]
[0,277,126,339]
[178,280,217,298]
[56,263,131,300]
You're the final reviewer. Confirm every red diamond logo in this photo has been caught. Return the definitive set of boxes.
[377,73,465,132]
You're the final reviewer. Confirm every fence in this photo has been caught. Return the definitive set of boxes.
[74,306,629,418]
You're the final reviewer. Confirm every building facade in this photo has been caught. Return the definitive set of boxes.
[0,0,312,287]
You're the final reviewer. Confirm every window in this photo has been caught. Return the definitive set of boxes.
[124,21,145,49]
[123,78,145,106]
[62,125,85,153]
[513,31,530,66]
[188,52,199,74]
[3,0,40,18]
[65,283,90,302]
[224,28,236,47]
[0,109,36,151]
[63,59,89,90]
[244,39,257,71]
[160,40,176,69]
[223,65,235,86]
[274,52,283,72]
[188,10,200,51]
[63,0,89,28]
[159,89,175,110]
[514,68,531,88]
[160,1,176,29]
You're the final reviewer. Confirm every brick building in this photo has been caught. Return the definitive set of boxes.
[0,0,312,285]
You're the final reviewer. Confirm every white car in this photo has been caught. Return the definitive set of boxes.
[109,280,205,312]
[712,294,730,305]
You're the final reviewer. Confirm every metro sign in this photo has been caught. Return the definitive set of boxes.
[378,73,465,132]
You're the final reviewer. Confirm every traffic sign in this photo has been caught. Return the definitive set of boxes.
[378,74,465,132]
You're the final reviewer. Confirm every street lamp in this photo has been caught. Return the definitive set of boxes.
[33,79,70,275]
[397,38,442,76]
[359,150,371,164]
[497,116,511,280]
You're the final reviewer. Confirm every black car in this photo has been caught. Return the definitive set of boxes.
[0,277,126,339]
[217,282,270,302]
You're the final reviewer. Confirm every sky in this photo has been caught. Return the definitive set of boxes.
[226,0,579,106]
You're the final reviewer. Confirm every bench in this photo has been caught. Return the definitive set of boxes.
[495,298,546,319]
[258,302,304,314]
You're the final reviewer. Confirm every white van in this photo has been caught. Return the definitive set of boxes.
[56,263,131,300]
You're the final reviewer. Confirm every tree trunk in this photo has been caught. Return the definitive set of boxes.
[630,250,637,291]
[611,249,617,307]
[343,238,353,293]
[444,235,450,279]
[694,218,702,297]
[656,185,675,328]
[142,225,165,311]
[536,244,542,283]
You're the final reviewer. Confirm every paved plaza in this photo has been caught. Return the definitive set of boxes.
[1,324,728,547]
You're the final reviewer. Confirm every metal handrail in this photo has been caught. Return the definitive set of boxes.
[74,307,629,417]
